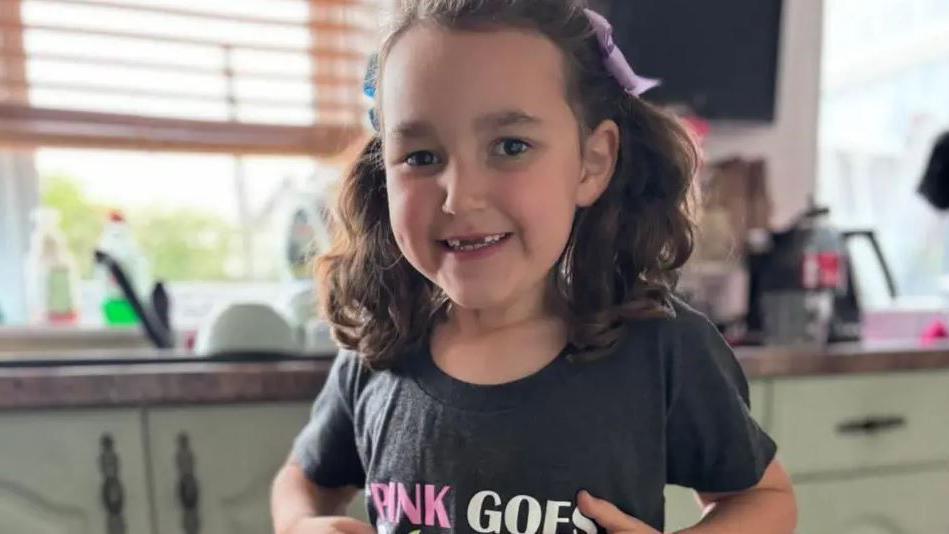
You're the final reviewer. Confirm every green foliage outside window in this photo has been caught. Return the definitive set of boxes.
[41,175,238,281]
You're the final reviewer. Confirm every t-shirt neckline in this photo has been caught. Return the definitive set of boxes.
[408,341,575,412]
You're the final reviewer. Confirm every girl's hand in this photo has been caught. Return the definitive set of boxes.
[577,490,661,534]
[282,516,375,534]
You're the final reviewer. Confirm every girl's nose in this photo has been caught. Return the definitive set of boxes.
[440,161,487,215]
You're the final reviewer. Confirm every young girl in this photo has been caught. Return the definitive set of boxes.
[272,1,796,532]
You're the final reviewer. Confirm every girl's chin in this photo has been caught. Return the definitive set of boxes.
[442,286,511,311]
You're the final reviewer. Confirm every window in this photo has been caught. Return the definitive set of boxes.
[817,0,949,305]
[0,0,376,327]
[2,0,375,151]
[37,151,330,280]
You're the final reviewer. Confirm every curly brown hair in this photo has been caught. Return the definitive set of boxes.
[317,0,699,369]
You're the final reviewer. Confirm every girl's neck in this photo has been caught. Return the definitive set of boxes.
[431,318,568,386]
[445,276,564,337]
[430,276,569,386]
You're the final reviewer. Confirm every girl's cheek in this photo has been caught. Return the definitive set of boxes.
[390,182,438,244]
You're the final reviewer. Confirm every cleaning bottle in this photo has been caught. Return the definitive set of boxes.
[24,207,81,325]
[95,210,151,326]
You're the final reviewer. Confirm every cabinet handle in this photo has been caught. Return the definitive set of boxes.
[98,433,127,534]
[836,415,907,435]
[176,432,201,534]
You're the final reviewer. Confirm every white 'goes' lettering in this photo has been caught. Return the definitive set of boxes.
[571,506,597,534]
[467,492,600,534]
[542,501,571,534]
[504,496,542,534]
[469,491,503,533]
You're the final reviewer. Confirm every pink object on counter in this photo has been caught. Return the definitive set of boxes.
[921,320,948,346]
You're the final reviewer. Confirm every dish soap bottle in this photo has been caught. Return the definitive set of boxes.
[24,207,81,325]
[95,210,151,326]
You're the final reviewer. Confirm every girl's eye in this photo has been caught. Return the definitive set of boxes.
[492,139,531,157]
[405,151,440,167]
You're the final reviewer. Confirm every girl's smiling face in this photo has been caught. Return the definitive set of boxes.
[380,25,617,314]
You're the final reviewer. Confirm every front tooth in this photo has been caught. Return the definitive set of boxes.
[446,234,507,251]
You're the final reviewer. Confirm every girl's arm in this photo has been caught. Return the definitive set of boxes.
[270,454,372,534]
[680,457,797,534]
[578,458,797,533]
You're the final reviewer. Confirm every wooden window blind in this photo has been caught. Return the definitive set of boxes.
[0,0,378,155]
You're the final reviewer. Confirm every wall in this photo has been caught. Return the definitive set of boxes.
[702,0,825,229]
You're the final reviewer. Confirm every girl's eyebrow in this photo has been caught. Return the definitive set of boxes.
[389,110,542,140]
[389,120,435,141]
[474,110,543,131]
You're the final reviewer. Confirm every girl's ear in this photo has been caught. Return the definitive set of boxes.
[577,119,620,207]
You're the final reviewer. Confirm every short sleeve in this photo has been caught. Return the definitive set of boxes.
[292,350,367,488]
[665,314,778,492]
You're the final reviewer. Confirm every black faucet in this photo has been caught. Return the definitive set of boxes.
[94,250,174,349]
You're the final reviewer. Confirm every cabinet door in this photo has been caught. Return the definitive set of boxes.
[794,469,949,534]
[146,402,314,534]
[0,408,152,534]
[664,484,703,533]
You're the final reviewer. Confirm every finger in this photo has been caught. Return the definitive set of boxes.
[577,490,644,532]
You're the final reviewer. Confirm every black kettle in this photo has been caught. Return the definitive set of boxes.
[746,205,897,344]
[94,250,174,349]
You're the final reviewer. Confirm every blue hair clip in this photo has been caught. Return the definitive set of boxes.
[363,53,380,132]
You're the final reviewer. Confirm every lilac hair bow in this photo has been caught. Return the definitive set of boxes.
[583,8,660,97]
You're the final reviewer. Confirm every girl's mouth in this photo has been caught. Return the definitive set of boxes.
[439,232,512,253]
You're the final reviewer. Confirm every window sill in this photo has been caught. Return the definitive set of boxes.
[0,325,153,355]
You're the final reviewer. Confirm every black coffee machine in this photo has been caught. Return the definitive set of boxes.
[745,205,897,344]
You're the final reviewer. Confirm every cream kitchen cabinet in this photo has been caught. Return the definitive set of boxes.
[664,485,703,532]
[144,402,313,534]
[5,367,949,534]
[770,370,949,476]
[669,368,949,533]
[0,401,367,534]
[773,369,949,533]
[794,469,949,534]
[0,408,153,534]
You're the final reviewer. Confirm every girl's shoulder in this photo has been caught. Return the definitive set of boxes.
[640,294,752,406]
[323,347,378,407]
[623,293,721,345]
[326,346,417,402]
[617,294,745,393]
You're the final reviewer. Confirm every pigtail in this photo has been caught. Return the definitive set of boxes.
[563,96,699,357]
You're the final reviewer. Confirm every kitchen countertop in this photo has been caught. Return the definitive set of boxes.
[0,356,334,410]
[1,340,948,410]
[734,339,949,377]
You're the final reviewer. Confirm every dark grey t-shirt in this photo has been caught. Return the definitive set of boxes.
[292,300,777,533]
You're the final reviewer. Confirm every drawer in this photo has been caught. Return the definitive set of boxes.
[794,469,949,534]
[770,370,949,475]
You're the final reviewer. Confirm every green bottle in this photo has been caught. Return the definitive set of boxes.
[102,297,138,325]
[96,210,148,327]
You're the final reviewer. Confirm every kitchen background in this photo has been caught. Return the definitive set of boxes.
[0,0,948,533]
